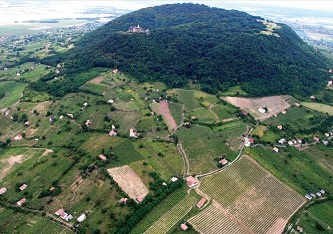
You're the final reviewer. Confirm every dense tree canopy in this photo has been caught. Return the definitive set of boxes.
[39,3,332,97]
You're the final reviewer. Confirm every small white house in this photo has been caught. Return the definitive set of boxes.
[77,213,86,222]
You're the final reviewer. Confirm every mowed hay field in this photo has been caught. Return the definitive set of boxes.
[0,81,27,109]
[301,102,333,115]
[198,155,305,234]
[224,95,291,120]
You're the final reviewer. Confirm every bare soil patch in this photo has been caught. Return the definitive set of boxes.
[89,76,104,84]
[70,176,84,189]
[34,101,52,112]
[159,100,178,131]
[107,165,149,201]
[0,155,23,180]
[223,95,291,120]
[266,218,287,234]
[41,149,53,157]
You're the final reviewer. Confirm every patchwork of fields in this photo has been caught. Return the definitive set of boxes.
[1,50,332,234]
[197,155,305,234]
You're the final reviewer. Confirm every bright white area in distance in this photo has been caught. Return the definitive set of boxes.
[0,1,332,27]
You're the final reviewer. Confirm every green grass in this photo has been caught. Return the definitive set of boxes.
[297,208,333,234]
[175,89,201,112]
[133,140,183,179]
[80,82,108,95]
[188,108,218,124]
[220,85,248,96]
[245,145,333,195]
[176,125,237,174]
[0,62,49,82]
[308,200,333,227]
[193,91,219,106]
[260,130,280,143]
[0,81,28,109]
[168,102,183,126]
[211,103,236,120]
[0,209,72,234]
[302,102,333,115]
[21,88,52,102]
[81,134,143,167]
[131,186,188,234]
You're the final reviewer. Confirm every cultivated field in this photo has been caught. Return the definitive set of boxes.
[0,81,27,109]
[199,155,305,234]
[0,209,73,234]
[224,95,291,120]
[189,201,247,234]
[174,89,201,111]
[107,165,149,201]
[144,195,195,234]
[301,102,333,115]
[246,145,333,195]
[167,102,183,126]
[159,100,178,131]
[176,125,237,174]
[131,187,188,234]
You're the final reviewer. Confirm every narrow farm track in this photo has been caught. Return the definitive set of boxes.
[177,141,189,178]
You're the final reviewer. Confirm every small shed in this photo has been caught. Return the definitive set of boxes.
[180,223,188,231]
[197,197,207,208]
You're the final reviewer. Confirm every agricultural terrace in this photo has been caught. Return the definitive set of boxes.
[189,201,247,234]
[176,124,239,174]
[0,81,27,109]
[245,144,333,195]
[107,165,149,201]
[223,95,291,120]
[199,156,305,234]
[301,102,333,115]
[131,187,188,234]
[143,195,196,234]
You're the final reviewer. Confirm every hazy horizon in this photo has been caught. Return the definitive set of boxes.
[0,0,333,27]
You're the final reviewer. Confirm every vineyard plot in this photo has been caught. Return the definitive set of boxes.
[144,195,195,234]
[198,155,305,234]
[189,201,247,234]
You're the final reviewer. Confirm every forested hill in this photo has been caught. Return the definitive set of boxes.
[41,3,332,96]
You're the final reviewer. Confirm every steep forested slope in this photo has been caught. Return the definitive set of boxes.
[38,3,332,96]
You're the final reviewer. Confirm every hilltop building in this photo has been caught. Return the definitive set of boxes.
[127,25,150,34]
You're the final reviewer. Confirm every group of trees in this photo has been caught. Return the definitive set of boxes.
[36,3,332,98]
